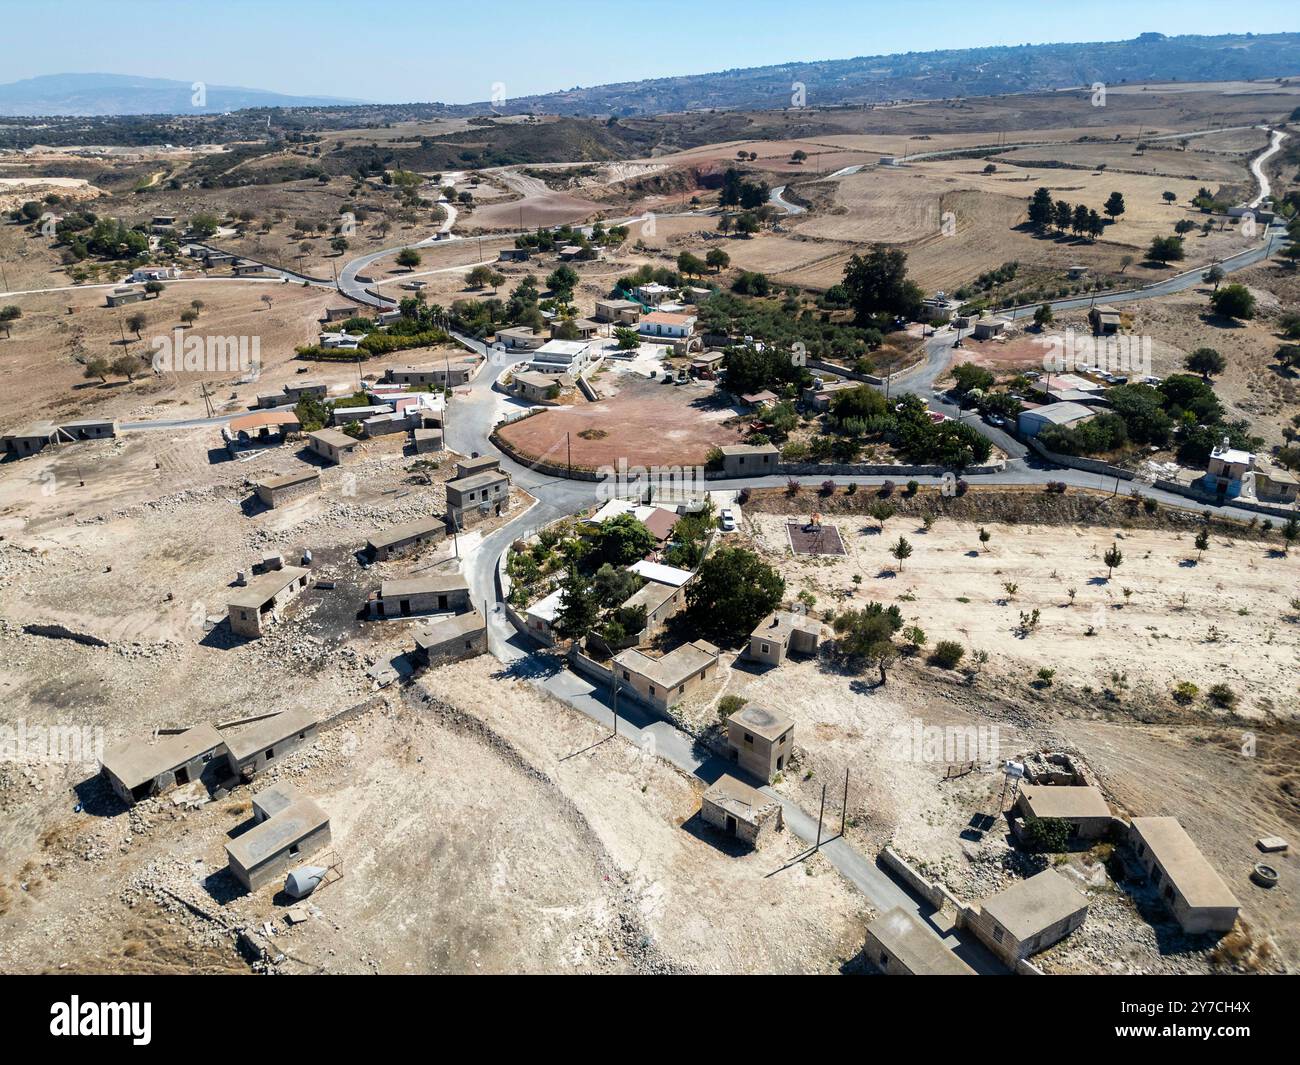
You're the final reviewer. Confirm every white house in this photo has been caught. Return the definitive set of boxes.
[529,339,590,375]
[637,311,697,339]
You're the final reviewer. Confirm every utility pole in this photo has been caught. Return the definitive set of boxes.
[611,675,619,737]
[814,783,827,851]
[840,768,849,836]
[566,431,571,475]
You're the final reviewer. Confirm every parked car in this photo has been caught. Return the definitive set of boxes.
[985,413,1007,428]
[720,508,737,531]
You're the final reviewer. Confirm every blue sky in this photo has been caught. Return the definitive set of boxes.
[8,0,1299,103]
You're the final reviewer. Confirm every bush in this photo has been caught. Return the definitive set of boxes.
[1172,681,1199,705]
[718,694,748,721]
[929,640,965,669]
[1207,683,1238,709]
[1022,816,1071,853]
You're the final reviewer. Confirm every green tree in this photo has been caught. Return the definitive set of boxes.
[952,362,995,395]
[686,547,784,641]
[1194,528,1210,561]
[676,251,707,278]
[1022,816,1071,853]
[125,311,147,338]
[1161,190,1177,205]
[1209,283,1255,320]
[1103,542,1123,579]
[1203,264,1225,290]
[1185,347,1225,379]
[705,247,730,273]
[545,264,579,298]
[396,248,421,270]
[841,244,924,323]
[1033,303,1054,329]
[110,354,139,381]
[83,356,111,383]
[0,305,21,337]
[890,536,913,571]
[553,566,599,640]
[1147,235,1185,264]
[1028,187,1055,230]
[833,602,903,684]
[1103,191,1126,221]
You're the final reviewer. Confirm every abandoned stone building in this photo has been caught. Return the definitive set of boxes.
[254,469,320,508]
[370,573,471,618]
[611,641,719,713]
[1015,785,1112,842]
[864,908,976,976]
[364,516,447,561]
[967,869,1089,966]
[250,781,302,824]
[699,774,783,849]
[306,427,361,465]
[415,609,488,667]
[225,796,331,892]
[726,704,795,784]
[445,464,511,528]
[223,707,319,779]
[99,723,227,805]
[744,609,823,667]
[227,565,310,638]
[1128,817,1240,934]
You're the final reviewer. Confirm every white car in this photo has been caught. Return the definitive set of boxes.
[720,508,737,531]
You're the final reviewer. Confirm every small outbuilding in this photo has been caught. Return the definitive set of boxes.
[415,609,487,666]
[254,469,320,508]
[223,707,319,779]
[745,609,823,667]
[99,723,227,806]
[726,704,795,784]
[968,868,1089,966]
[306,427,360,465]
[700,774,783,848]
[365,516,447,561]
[864,908,976,975]
[1016,785,1112,842]
[227,565,310,638]
[225,797,331,892]
[719,443,779,478]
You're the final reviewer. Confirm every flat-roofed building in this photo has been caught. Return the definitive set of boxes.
[627,560,693,587]
[1017,401,1095,440]
[105,286,146,307]
[254,469,320,508]
[224,707,319,779]
[719,443,779,477]
[331,403,392,426]
[496,326,545,350]
[370,573,470,618]
[513,369,573,403]
[446,469,511,528]
[227,565,310,638]
[522,586,564,645]
[455,455,500,479]
[251,781,301,824]
[1,423,56,457]
[619,577,686,638]
[56,418,117,442]
[306,427,361,465]
[550,318,598,340]
[801,379,861,412]
[864,908,976,975]
[1089,307,1122,335]
[700,774,783,848]
[384,359,477,388]
[968,869,1089,965]
[415,609,487,666]
[412,427,444,454]
[365,516,447,561]
[726,704,794,783]
[637,311,696,339]
[972,317,1009,340]
[612,640,719,713]
[225,797,331,892]
[1016,785,1112,842]
[1129,817,1239,934]
[529,339,590,375]
[100,723,227,805]
[745,609,823,667]
[593,298,641,324]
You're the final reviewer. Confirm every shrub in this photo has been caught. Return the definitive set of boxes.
[954,479,969,496]
[718,694,748,721]
[1207,683,1237,709]
[929,640,965,669]
[1172,681,1199,705]
[1022,816,1071,853]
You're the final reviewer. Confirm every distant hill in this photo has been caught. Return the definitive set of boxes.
[448,32,1300,115]
[0,73,368,117]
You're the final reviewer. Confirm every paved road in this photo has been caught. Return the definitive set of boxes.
[769,185,805,215]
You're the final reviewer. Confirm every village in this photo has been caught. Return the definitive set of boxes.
[1,54,1298,983]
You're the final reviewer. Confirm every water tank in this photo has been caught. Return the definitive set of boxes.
[284,865,327,899]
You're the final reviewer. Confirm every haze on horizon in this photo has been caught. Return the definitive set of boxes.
[7,0,1300,107]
